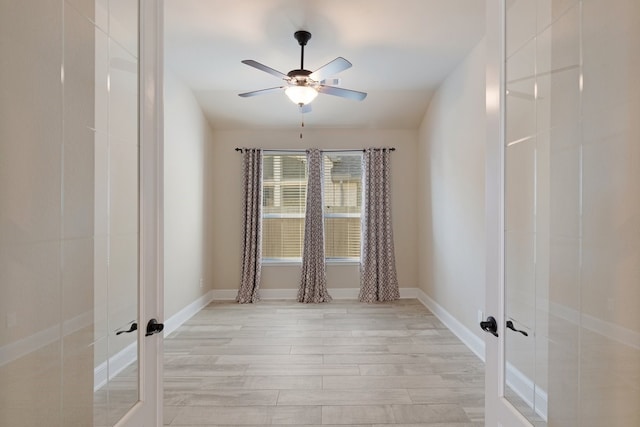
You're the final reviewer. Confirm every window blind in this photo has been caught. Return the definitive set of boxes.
[323,153,362,260]
[262,153,307,260]
[261,151,362,261]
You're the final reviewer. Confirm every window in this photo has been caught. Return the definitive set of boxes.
[323,153,362,260]
[261,152,362,262]
[262,154,307,261]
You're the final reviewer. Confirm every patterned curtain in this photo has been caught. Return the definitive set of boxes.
[298,149,332,303]
[236,149,263,304]
[359,148,400,303]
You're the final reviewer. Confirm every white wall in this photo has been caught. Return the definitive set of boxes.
[417,40,487,341]
[164,71,215,318]
[210,128,418,294]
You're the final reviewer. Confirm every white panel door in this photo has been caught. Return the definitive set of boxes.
[111,1,164,426]
[484,1,535,425]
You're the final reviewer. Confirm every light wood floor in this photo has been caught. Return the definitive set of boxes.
[163,299,485,426]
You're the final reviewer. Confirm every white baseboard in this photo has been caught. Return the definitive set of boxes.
[399,287,419,299]
[212,287,419,301]
[412,288,549,421]
[93,341,137,392]
[506,361,548,421]
[414,288,486,361]
[164,290,214,336]
[93,290,214,391]
[328,287,359,299]
[210,289,239,300]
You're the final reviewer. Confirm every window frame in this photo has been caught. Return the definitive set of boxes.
[260,150,363,264]
[261,151,307,264]
[322,151,363,262]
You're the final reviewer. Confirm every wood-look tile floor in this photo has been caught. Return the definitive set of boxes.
[163,299,485,426]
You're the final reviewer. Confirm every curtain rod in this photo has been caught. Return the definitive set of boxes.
[235,147,395,153]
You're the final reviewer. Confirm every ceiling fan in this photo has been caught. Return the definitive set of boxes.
[238,30,367,112]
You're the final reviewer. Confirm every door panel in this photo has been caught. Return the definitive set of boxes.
[0,1,161,426]
[485,1,538,425]
[93,2,142,425]
[503,0,547,416]
[487,0,640,426]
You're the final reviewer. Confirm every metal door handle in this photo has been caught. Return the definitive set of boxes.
[506,320,528,336]
[479,316,499,337]
[116,322,137,335]
[145,318,164,336]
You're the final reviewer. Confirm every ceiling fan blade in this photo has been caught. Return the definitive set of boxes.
[241,60,288,79]
[309,57,352,81]
[317,85,367,101]
[238,86,285,98]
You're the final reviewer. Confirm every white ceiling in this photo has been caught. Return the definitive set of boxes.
[164,0,485,130]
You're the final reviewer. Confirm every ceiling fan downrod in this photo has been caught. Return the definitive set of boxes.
[294,30,312,71]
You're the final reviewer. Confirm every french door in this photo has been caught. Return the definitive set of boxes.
[0,0,163,425]
[113,1,164,426]
[484,0,541,425]
[91,0,164,425]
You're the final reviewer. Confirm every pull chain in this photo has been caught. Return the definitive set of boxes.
[299,104,304,139]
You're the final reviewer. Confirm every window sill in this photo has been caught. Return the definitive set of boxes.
[262,259,301,267]
[326,259,360,266]
[262,259,360,267]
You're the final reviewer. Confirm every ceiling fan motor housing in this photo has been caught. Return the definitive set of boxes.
[287,69,314,86]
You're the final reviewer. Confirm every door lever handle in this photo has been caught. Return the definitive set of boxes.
[479,316,499,337]
[116,322,137,335]
[506,320,529,336]
[145,318,164,337]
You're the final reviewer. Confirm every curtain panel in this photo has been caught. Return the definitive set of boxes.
[359,147,400,303]
[299,149,332,303]
[236,148,263,303]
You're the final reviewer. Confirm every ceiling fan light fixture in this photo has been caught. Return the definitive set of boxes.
[239,30,366,106]
[285,85,318,105]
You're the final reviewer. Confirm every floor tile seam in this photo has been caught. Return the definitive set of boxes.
[320,403,400,424]
[319,404,398,426]
[277,387,415,393]
[320,402,466,409]
[166,402,281,408]
[275,392,415,407]
[320,384,482,392]
[403,385,486,391]
[405,392,485,405]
